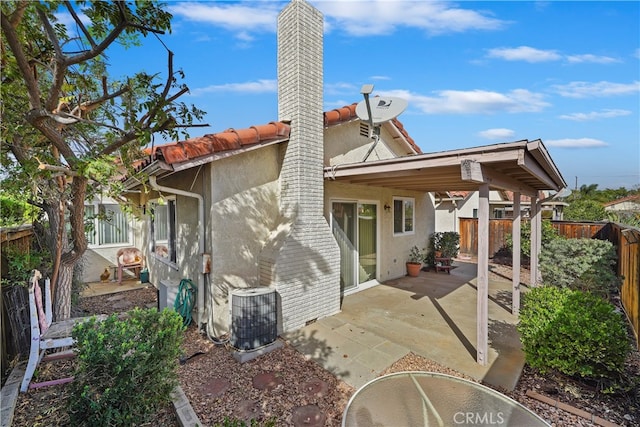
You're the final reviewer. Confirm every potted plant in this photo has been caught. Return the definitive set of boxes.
[425,231,460,268]
[406,245,424,277]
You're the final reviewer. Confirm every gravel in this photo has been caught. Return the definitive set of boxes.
[11,274,640,426]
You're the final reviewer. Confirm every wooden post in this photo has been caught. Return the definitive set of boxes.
[529,194,540,286]
[477,183,489,365]
[512,192,521,315]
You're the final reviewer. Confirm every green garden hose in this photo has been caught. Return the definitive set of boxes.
[174,278,197,326]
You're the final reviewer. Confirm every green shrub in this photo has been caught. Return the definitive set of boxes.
[1,246,49,284]
[518,286,630,380]
[0,195,39,226]
[539,238,620,298]
[68,308,185,426]
[506,220,561,258]
[564,199,606,221]
[425,231,460,266]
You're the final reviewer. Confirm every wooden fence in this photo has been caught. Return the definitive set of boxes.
[1,225,35,380]
[458,218,640,348]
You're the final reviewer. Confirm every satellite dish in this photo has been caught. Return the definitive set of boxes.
[356,96,408,124]
[554,188,573,199]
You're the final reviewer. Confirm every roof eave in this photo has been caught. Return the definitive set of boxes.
[170,137,289,172]
[122,160,173,190]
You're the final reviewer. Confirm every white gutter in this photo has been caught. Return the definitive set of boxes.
[149,175,205,331]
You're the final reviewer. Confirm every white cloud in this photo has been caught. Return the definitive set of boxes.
[487,47,622,65]
[552,81,640,98]
[54,11,91,36]
[190,79,277,96]
[168,2,279,37]
[566,54,620,64]
[325,82,358,95]
[318,1,507,36]
[478,128,516,140]
[559,109,631,121]
[381,88,549,114]
[171,1,508,38]
[487,46,561,63]
[545,138,608,148]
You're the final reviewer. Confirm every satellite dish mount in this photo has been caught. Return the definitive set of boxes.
[355,84,408,161]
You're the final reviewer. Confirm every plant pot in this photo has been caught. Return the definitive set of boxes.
[406,262,422,277]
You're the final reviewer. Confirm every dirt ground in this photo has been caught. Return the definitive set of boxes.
[9,263,640,426]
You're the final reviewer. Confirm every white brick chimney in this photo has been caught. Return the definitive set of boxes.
[259,0,340,333]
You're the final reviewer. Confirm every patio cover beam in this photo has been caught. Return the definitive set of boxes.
[461,160,538,197]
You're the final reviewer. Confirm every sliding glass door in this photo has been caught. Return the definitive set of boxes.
[331,201,378,294]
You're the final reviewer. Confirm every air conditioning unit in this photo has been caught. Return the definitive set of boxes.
[231,287,277,351]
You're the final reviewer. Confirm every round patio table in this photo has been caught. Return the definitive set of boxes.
[342,371,549,427]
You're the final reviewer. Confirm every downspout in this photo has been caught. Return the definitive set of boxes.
[149,175,205,332]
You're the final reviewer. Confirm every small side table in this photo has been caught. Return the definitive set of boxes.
[434,257,452,274]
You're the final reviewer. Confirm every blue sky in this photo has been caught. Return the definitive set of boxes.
[66,1,640,190]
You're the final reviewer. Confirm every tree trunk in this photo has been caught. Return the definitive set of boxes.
[54,262,73,320]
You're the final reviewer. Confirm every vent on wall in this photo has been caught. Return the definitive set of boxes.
[231,287,277,351]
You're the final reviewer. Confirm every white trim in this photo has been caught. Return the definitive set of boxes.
[330,199,381,294]
[392,196,415,236]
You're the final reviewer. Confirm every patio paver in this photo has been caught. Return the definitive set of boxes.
[284,260,525,392]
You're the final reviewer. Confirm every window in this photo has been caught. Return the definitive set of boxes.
[393,197,414,235]
[151,199,176,263]
[84,203,130,246]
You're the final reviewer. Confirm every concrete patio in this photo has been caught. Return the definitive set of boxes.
[283,260,525,391]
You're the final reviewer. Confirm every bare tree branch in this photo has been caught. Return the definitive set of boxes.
[35,8,66,112]
[69,85,129,117]
[7,1,28,28]
[1,10,42,110]
[63,0,96,49]
[53,111,127,132]
[25,109,78,164]
[127,22,166,35]
[141,50,176,127]
[37,161,80,177]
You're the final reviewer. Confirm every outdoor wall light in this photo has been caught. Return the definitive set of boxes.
[384,204,391,212]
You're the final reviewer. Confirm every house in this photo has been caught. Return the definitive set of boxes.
[434,190,567,232]
[604,195,640,213]
[123,0,566,365]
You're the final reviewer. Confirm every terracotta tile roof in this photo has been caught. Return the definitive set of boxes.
[133,103,421,173]
[603,194,640,207]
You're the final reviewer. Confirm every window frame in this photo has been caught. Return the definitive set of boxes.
[392,196,415,236]
[84,202,132,247]
[150,197,177,266]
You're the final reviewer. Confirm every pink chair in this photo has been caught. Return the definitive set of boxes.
[116,247,144,283]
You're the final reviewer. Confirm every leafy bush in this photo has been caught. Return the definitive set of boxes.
[564,199,606,221]
[1,246,49,284]
[68,308,184,426]
[425,231,460,266]
[518,286,630,381]
[0,195,39,226]
[539,238,620,298]
[408,245,425,263]
[506,220,561,258]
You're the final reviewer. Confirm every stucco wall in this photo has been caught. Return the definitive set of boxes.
[206,146,281,335]
[136,168,205,311]
[325,181,433,282]
[325,122,409,166]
